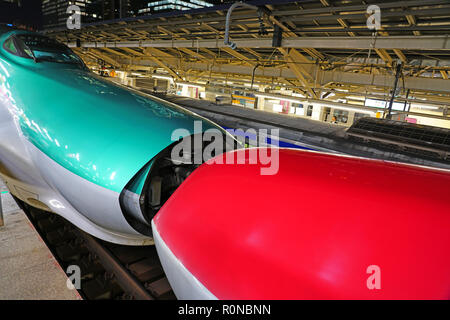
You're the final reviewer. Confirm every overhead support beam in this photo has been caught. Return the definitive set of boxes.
[71,48,92,65]
[120,47,145,57]
[242,48,262,60]
[124,28,144,38]
[237,24,258,38]
[375,49,393,67]
[302,48,325,61]
[88,49,121,67]
[278,48,317,98]
[47,0,448,41]
[68,35,450,51]
[274,1,449,17]
[180,28,191,35]
[201,23,220,34]
[157,26,176,37]
[189,71,209,82]
[142,48,181,80]
[413,66,432,77]
[268,15,325,61]
[269,15,293,36]
[319,0,357,37]
[319,69,450,94]
[406,15,421,36]
[146,56,181,80]
[441,71,449,80]
[199,48,216,58]
[221,47,254,66]
[117,58,450,94]
[100,47,130,58]
[145,47,178,67]
[99,31,121,41]
[337,18,356,37]
[178,47,207,60]
[145,47,175,59]
[237,24,248,32]
[393,49,408,64]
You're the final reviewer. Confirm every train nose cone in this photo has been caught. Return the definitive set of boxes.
[152,148,450,300]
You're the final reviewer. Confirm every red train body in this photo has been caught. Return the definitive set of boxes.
[152,148,450,299]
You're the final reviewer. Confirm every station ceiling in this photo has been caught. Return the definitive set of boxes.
[45,0,450,105]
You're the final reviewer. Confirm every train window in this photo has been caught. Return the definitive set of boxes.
[3,36,31,59]
[3,37,17,54]
[6,34,85,68]
[333,109,349,124]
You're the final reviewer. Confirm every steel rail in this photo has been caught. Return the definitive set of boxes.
[73,229,155,300]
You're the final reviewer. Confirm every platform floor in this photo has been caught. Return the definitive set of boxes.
[0,180,81,300]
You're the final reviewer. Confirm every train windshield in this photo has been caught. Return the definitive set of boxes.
[13,34,84,66]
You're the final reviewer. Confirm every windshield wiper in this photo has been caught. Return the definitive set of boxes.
[13,36,37,63]
[23,45,37,63]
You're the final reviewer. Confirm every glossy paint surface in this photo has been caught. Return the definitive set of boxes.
[154,148,450,299]
[126,159,153,194]
[0,30,219,193]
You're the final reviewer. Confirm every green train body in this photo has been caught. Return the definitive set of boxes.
[0,27,235,244]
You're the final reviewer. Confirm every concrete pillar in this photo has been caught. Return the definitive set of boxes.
[347,111,356,126]
[256,96,266,110]
[256,85,267,111]
[165,79,170,92]
[181,84,189,97]
[122,72,135,87]
[311,104,321,121]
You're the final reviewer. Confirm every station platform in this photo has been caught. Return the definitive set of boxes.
[0,179,81,300]
[150,92,450,170]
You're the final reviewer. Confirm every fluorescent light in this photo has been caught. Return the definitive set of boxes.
[244,83,259,88]
[347,95,366,101]
[273,104,283,112]
[316,102,374,114]
[177,82,204,89]
[255,93,304,104]
[152,75,173,82]
[131,72,147,78]
[414,105,440,110]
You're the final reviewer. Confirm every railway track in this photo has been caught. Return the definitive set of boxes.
[14,197,176,300]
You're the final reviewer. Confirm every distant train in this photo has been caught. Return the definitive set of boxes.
[0,27,237,245]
